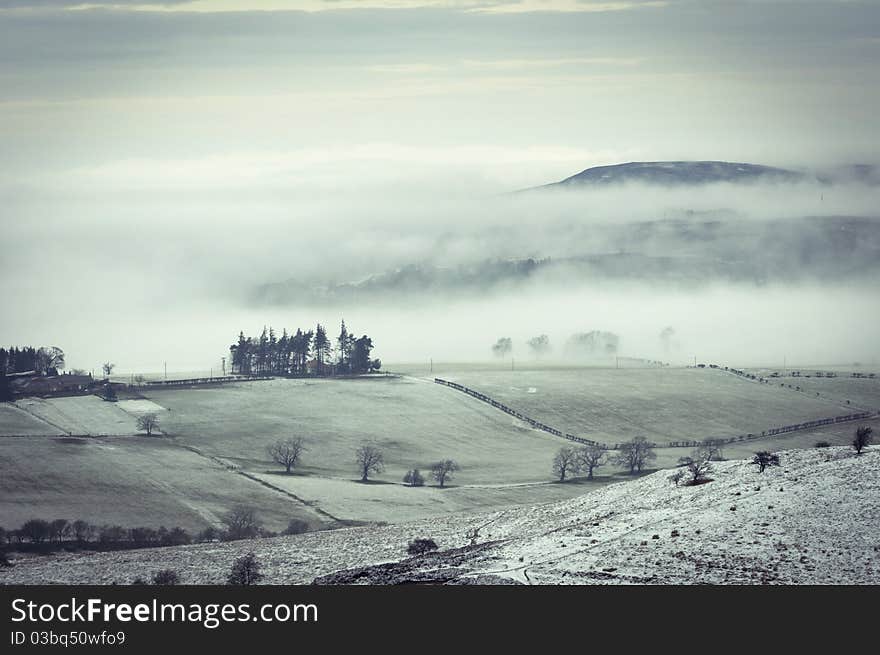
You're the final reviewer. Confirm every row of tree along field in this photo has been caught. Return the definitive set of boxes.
[0,508,311,559]
[267,437,460,487]
[553,426,874,485]
[491,331,621,359]
[230,320,380,376]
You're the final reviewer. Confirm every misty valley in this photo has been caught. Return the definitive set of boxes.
[2,158,879,585]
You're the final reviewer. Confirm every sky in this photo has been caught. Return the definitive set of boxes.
[1,0,879,371]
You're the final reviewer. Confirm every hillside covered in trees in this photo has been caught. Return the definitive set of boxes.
[230,321,380,377]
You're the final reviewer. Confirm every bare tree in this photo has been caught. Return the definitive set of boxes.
[613,436,656,474]
[430,460,459,487]
[355,444,385,482]
[552,447,578,482]
[102,362,115,378]
[678,446,713,485]
[20,519,50,544]
[35,347,65,375]
[267,437,306,474]
[701,438,725,461]
[576,443,606,480]
[853,425,873,455]
[71,520,93,543]
[752,451,780,473]
[136,413,160,436]
[221,507,262,540]
[491,337,512,358]
[48,519,69,544]
[526,334,551,359]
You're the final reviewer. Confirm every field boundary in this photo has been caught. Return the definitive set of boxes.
[433,378,876,450]
[135,374,274,388]
[174,444,344,524]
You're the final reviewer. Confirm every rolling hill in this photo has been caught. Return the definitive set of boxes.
[4,446,877,585]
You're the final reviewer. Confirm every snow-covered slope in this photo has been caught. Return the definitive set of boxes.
[3,447,877,585]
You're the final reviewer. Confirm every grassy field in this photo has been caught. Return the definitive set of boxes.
[1,366,876,530]
[0,436,325,533]
[0,404,62,436]
[427,366,862,443]
[9,396,141,436]
[748,373,880,412]
[144,376,568,485]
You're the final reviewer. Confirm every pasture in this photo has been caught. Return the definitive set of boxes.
[428,366,865,444]
[143,376,568,485]
[0,436,325,533]
[1,365,876,529]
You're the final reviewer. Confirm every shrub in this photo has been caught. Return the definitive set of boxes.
[227,552,264,585]
[20,519,51,544]
[196,526,221,543]
[0,552,12,568]
[668,470,685,486]
[752,451,781,473]
[407,538,439,555]
[164,527,191,546]
[101,384,117,402]
[853,426,873,455]
[221,507,262,541]
[283,519,310,536]
[152,569,180,585]
[71,520,94,543]
[678,446,713,485]
[403,469,425,487]
[98,525,127,544]
[814,441,831,448]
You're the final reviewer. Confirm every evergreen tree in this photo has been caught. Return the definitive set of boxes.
[314,324,329,375]
[351,335,373,373]
[337,320,350,372]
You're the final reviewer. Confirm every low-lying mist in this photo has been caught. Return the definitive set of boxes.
[2,168,879,373]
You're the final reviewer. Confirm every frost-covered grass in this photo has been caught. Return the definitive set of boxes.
[9,396,141,436]
[2,368,875,535]
[0,436,325,533]
[0,404,62,436]
[144,377,568,485]
[4,447,877,585]
[248,471,615,524]
[432,366,856,443]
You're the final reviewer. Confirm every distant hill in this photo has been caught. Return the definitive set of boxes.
[254,215,880,306]
[543,160,804,189]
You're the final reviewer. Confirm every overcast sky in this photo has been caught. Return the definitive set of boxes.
[2,1,879,371]
[2,0,879,194]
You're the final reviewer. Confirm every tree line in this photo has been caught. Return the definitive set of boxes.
[0,345,66,377]
[0,508,311,562]
[491,331,621,359]
[230,320,380,376]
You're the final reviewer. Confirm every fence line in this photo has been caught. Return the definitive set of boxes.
[137,375,273,388]
[433,378,875,450]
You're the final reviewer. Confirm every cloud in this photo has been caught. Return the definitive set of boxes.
[470,0,669,13]
[1,0,191,7]
[1,0,671,12]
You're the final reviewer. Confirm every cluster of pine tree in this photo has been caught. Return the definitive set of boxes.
[229,321,379,376]
[1,345,65,402]
[0,346,65,377]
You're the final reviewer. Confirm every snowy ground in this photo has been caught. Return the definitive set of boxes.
[9,396,145,436]
[3,446,877,585]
